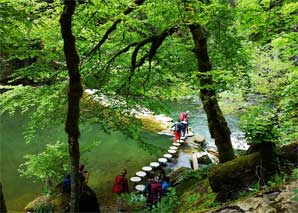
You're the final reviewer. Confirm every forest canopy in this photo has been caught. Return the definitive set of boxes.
[0,0,297,145]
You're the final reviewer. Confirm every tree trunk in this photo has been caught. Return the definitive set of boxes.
[60,1,83,212]
[189,23,235,163]
[0,182,7,212]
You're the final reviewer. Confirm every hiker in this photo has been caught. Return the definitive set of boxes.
[181,118,188,137]
[171,120,182,142]
[112,169,129,194]
[63,173,71,193]
[79,164,90,185]
[180,111,190,134]
[143,174,162,210]
[161,176,171,196]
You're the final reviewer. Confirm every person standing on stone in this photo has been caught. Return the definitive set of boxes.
[181,118,188,137]
[171,120,182,142]
[180,111,190,134]
[143,174,162,210]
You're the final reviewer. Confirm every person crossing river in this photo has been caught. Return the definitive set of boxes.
[171,119,182,142]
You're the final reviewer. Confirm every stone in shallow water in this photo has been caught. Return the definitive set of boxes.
[130,177,141,183]
[135,184,145,191]
[150,162,160,168]
[142,166,152,172]
[163,154,173,159]
[168,149,177,154]
[136,171,146,177]
[158,158,167,163]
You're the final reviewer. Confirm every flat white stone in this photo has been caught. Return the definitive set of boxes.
[142,166,152,172]
[136,171,146,177]
[130,177,142,182]
[187,132,194,137]
[173,142,181,146]
[150,162,160,167]
[158,158,167,163]
[135,184,145,191]
[168,149,176,154]
[163,154,173,159]
[177,139,184,143]
[170,146,178,150]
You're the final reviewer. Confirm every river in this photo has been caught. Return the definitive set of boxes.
[0,101,244,212]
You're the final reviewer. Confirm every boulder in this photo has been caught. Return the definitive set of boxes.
[197,153,212,165]
[208,152,263,202]
[25,184,99,212]
[25,195,53,212]
[194,135,205,145]
[207,149,220,158]
[278,141,298,165]
[208,180,298,213]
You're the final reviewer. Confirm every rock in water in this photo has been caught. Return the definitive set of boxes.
[194,135,205,145]
[197,153,212,165]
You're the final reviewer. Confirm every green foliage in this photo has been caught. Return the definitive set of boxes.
[267,173,287,187]
[237,0,298,145]
[291,168,298,180]
[240,105,279,144]
[18,141,69,185]
[151,188,180,213]
[34,202,54,213]
[18,140,99,186]
[120,192,146,211]
[293,189,298,203]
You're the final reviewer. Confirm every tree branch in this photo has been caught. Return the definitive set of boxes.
[85,0,146,58]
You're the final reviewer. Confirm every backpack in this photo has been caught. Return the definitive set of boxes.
[176,123,182,132]
[149,182,162,203]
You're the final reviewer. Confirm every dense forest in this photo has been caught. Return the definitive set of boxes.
[0,0,297,212]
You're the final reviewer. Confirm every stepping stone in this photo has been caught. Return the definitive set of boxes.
[163,154,173,159]
[135,184,145,191]
[177,139,184,143]
[181,136,187,140]
[173,142,181,146]
[130,176,142,183]
[142,166,152,172]
[170,146,178,150]
[158,158,167,163]
[187,132,194,137]
[150,162,160,168]
[168,149,177,154]
[136,171,146,177]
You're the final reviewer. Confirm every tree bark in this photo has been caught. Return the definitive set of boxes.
[60,1,83,212]
[189,23,235,163]
[0,182,7,212]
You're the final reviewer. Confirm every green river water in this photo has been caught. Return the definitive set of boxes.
[0,102,243,212]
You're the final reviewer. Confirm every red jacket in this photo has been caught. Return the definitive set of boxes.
[179,112,187,121]
[112,175,129,193]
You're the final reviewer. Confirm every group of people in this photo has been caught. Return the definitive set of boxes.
[142,173,171,210]
[171,111,190,142]
[112,169,172,210]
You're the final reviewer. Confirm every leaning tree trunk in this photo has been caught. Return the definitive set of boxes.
[0,182,7,212]
[189,23,235,163]
[60,1,83,212]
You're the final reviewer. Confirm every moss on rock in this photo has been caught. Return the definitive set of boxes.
[207,152,262,201]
